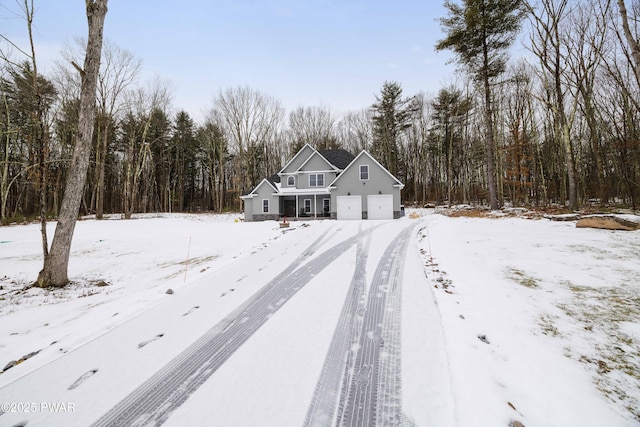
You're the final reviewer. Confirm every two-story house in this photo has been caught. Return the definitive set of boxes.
[241,144,404,221]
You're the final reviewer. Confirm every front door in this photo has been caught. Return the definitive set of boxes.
[284,199,296,218]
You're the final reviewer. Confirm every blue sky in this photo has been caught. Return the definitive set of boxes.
[1,0,456,120]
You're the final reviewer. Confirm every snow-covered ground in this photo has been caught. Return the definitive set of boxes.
[0,210,638,426]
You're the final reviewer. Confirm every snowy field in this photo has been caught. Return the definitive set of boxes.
[0,209,638,426]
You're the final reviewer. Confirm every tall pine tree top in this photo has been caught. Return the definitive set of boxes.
[370,81,416,177]
[436,0,526,82]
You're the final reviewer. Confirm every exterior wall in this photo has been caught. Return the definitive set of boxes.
[297,171,337,190]
[298,153,333,172]
[249,182,280,220]
[330,154,401,217]
[296,153,336,190]
[281,174,297,188]
[243,198,254,221]
[280,145,315,174]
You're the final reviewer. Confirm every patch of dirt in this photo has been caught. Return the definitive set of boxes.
[506,268,539,289]
[434,205,639,221]
[558,281,640,421]
[538,313,560,337]
[163,255,220,279]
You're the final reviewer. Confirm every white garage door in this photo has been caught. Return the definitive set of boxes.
[336,195,362,220]
[367,194,394,220]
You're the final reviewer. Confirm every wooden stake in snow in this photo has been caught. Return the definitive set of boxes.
[184,236,192,283]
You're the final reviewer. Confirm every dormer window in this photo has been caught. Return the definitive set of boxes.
[287,176,295,186]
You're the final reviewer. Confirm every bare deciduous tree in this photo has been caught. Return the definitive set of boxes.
[288,105,337,151]
[121,78,172,219]
[336,109,373,154]
[565,1,610,203]
[616,0,640,87]
[525,0,580,210]
[36,0,108,287]
[94,40,141,218]
[214,86,283,194]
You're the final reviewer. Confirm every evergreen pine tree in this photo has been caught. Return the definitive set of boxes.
[436,0,525,210]
[370,81,415,177]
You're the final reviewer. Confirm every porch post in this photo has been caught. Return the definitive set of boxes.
[314,195,317,219]
[295,196,299,219]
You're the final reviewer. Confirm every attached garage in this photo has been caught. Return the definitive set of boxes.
[367,194,394,220]
[336,195,362,220]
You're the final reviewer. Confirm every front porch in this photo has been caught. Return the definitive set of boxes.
[280,194,331,220]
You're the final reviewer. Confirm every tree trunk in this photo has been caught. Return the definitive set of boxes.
[1,93,11,223]
[560,120,578,210]
[617,0,640,88]
[582,95,607,203]
[96,120,109,219]
[483,67,500,210]
[36,0,108,287]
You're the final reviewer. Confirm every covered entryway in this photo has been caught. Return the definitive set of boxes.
[336,195,362,220]
[367,194,393,220]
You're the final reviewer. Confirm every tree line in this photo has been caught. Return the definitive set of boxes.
[2,0,639,229]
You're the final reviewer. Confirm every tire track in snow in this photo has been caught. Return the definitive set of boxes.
[338,224,415,427]
[91,224,373,427]
[376,226,411,427]
[304,224,372,427]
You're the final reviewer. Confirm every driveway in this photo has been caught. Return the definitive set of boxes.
[0,219,450,427]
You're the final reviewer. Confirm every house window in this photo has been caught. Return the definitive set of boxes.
[287,176,295,186]
[304,199,312,214]
[262,199,269,213]
[323,199,330,213]
[360,165,369,180]
[309,173,325,187]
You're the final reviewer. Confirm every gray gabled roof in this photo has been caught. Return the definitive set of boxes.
[318,149,355,170]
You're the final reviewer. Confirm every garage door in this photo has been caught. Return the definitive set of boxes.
[367,194,393,220]
[336,195,362,220]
